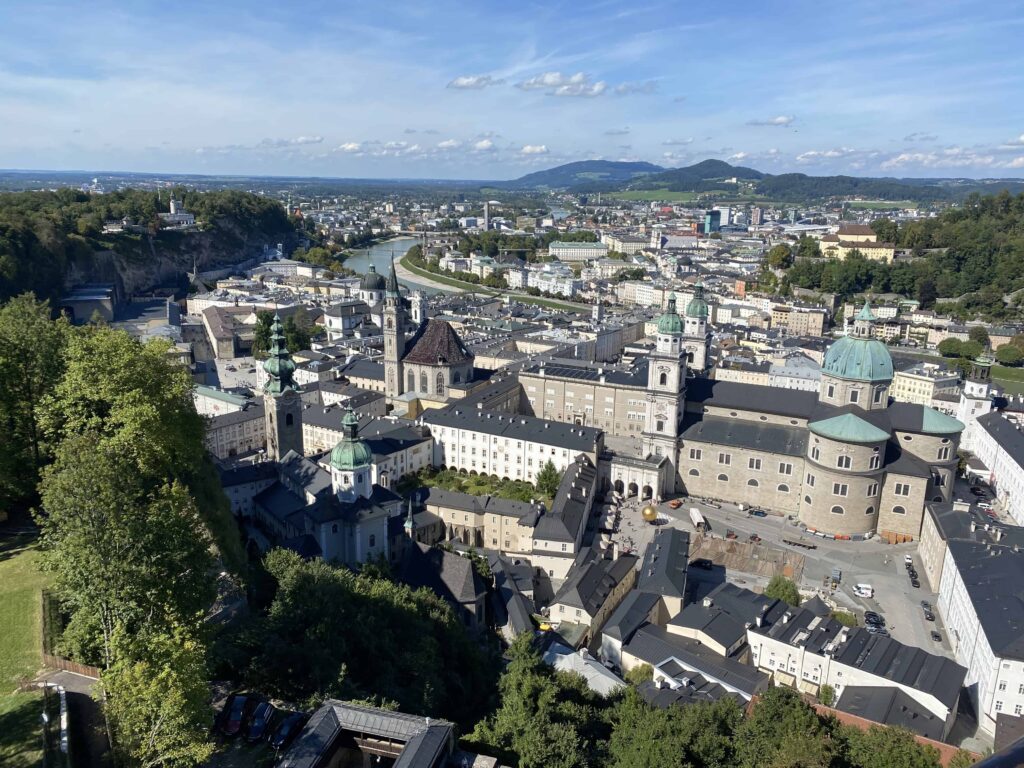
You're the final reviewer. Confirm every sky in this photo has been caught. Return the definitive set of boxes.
[1,0,1024,180]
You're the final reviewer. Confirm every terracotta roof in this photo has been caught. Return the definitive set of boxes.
[402,318,473,365]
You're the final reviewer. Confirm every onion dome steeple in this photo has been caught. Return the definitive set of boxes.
[657,293,684,334]
[686,281,709,320]
[329,408,373,470]
[262,313,299,395]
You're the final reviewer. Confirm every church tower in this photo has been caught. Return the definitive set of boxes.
[958,355,995,453]
[329,409,374,502]
[682,281,711,375]
[262,313,303,461]
[383,255,407,399]
[644,294,687,492]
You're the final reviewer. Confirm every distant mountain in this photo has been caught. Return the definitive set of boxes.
[640,159,764,189]
[501,160,664,190]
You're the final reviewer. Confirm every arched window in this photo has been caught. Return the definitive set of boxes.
[866,506,875,515]
[407,371,415,392]
[689,469,699,476]
[874,387,885,404]
[717,473,729,482]
[892,505,907,515]
[369,534,376,547]
[778,483,789,493]
[656,420,664,432]
[285,413,294,427]
[420,371,428,392]
[831,505,844,515]
[687,352,694,364]
[436,372,445,395]
[386,317,393,329]
[837,455,852,469]
[804,495,812,504]
[659,372,668,386]
[747,479,759,487]
[454,371,462,384]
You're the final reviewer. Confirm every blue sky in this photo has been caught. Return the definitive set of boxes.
[1,0,1023,179]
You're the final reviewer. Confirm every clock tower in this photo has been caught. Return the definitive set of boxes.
[644,294,687,492]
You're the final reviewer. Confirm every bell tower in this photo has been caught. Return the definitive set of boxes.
[644,294,686,492]
[262,313,303,461]
[383,255,406,399]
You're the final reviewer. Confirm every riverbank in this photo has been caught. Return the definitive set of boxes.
[398,254,588,312]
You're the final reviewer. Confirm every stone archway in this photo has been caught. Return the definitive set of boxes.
[642,485,653,500]
[614,479,625,495]
[628,482,639,497]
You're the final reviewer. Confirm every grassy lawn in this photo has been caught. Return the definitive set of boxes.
[399,469,553,510]
[0,529,50,767]
[846,200,918,210]
[609,189,699,202]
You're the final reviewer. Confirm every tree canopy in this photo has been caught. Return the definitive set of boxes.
[763,575,801,606]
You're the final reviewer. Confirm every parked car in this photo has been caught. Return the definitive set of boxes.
[978,501,994,511]
[924,610,936,622]
[269,711,307,750]
[970,487,986,497]
[750,509,768,518]
[690,558,714,570]
[931,631,942,642]
[866,626,890,637]
[247,702,275,742]
[910,578,921,588]
[853,583,874,598]
[920,601,931,611]
[220,694,252,737]
[668,499,682,509]
[904,554,914,565]
[749,533,762,544]
[864,611,884,625]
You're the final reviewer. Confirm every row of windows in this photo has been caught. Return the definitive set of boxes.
[692,469,792,493]
[803,497,903,516]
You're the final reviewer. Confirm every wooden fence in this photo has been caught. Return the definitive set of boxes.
[41,591,101,679]
[41,653,101,680]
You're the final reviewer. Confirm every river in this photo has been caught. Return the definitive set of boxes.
[343,236,442,295]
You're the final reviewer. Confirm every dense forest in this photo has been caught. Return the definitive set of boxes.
[0,187,296,305]
[784,191,1024,319]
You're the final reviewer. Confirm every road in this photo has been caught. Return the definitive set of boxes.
[393,257,468,294]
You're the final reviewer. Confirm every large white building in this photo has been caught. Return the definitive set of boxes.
[971,412,1024,526]
[548,241,608,262]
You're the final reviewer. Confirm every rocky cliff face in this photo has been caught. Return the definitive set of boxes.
[65,219,294,297]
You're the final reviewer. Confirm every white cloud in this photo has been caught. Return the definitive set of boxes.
[795,147,859,163]
[880,146,1000,170]
[337,142,364,153]
[437,139,461,150]
[614,80,657,95]
[728,152,749,162]
[903,132,938,142]
[1007,157,1024,168]
[520,144,549,155]
[747,115,795,127]
[447,74,504,89]
[1000,133,1024,148]
[662,137,693,146]
[604,127,630,136]
[256,135,323,148]
[473,138,495,152]
[516,71,607,97]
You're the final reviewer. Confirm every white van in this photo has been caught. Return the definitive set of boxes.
[853,583,874,598]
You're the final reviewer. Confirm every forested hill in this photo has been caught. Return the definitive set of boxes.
[0,188,296,304]
[501,160,664,190]
[785,191,1024,320]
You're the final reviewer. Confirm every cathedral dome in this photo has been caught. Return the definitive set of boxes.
[330,409,373,470]
[360,265,387,291]
[822,304,893,383]
[685,282,709,320]
[657,294,684,334]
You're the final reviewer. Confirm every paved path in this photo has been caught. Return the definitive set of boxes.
[40,671,111,768]
[393,258,467,293]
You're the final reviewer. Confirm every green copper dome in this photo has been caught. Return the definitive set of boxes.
[686,281,709,320]
[822,302,893,383]
[329,409,373,470]
[657,294,684,334]
[262,313,299,395]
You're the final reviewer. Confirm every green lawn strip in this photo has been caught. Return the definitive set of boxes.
[0,533,50,768]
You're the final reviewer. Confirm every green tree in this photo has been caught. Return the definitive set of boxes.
[37,437,216,667]
[871,218,899,243]
[735,687,834,768]
[996,344,1024,366]
[796,235,821,259]
[766,244,794,270]
[818,683,836,706]
[938,338,964,357]
[962,340,984,359]
[103,628,215,768]
[841,724,942,768]
[624,663,652,687]
[763,574,801,606]
[948,749,978,768]
[608,687,687,768]
[536,460,561,498]
[968,325,991,348]
[0,293,67,506]
[253,310,274,358]
[830,611,858,627]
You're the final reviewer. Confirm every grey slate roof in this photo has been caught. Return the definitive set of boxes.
[337,358,385,381]
[704,582,787,627]
[978,412,1024,465]
[398,542,485,608]
[418,486,542,525]
[669,603,748,651]
[686,377,819,419]
[280,451,333,498]
[534,455,598,544]
[680,413,808,457]
[835,686,945,741]
[636,527,689,599]
[638,678,744,709]
[602,590,661,643]
[624,624,770,698]
[422,407,602,452]
[947,538,1024,660]
[551,550,638,616]
[208,402,265,428]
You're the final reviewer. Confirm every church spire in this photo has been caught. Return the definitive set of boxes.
[386,252,401,297]
[262,313,299,395]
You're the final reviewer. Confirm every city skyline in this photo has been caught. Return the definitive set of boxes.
[1,0,1023,179]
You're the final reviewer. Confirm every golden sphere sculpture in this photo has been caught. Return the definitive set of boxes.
[641,504,658,522]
